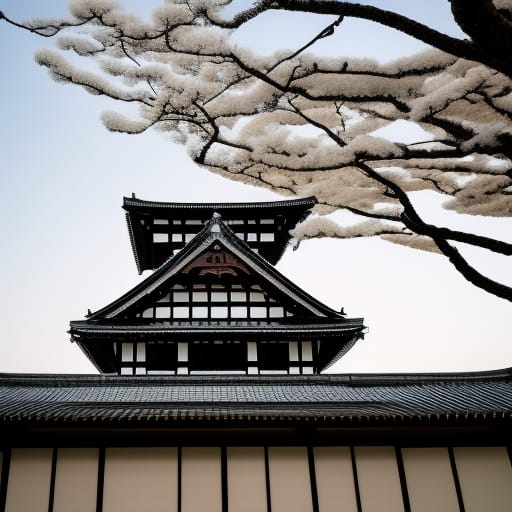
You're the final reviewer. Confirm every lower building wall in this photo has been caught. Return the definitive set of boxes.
[1,445,512,512]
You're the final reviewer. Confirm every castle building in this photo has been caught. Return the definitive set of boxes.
[1,196,512,512]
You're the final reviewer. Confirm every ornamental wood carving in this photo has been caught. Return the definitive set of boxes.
[182,249,250,277]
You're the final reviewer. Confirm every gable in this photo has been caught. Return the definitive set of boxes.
[114,244,299,322]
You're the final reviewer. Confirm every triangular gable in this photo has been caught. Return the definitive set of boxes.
[86,214,345,322]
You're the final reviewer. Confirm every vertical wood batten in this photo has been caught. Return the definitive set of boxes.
[47,448,57,512]
[394,447,411,512]
[0,449,10,512]
[448,447,465,512]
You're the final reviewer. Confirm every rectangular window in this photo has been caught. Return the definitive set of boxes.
[261,219,274,224]
[269,307,284,318]
[211,291,228,302]
[250,292,266,302]
[122,343,133,362]
[142,308,153,318]
[192,307,208,319]
[302,342,313,361]
[53,448,98,512]
[289,342,299,362]
[247,233,257,242]
[247,342,258,362]
[136,343,146,362]
[231,291,246,302]
[211,307,228,319]
[185,219,202,225]
[173,307,189,319]
[268,447,313,512]
[185,233,195,242]
[172,233,183,243]
[154,219,169,225]
[103,448,178,512]
[250,307,267,318]
[231,306,247,318]
[260,232,275,242]
[173,291,189,302]
[181,448,222,512]
[155,307,170,319]
[178,342,188,362]
[192,291,208,301]
[153,233,169,243]
[228,447,267,512]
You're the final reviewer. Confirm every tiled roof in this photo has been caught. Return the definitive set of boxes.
[1,369,511,425]
[123,196,317,210]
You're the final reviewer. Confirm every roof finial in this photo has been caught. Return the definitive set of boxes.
[131,192,136,199]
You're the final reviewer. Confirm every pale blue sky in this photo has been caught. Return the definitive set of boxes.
[0,1,510,373]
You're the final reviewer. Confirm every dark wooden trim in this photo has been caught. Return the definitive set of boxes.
[47,447,58,512]
[221,447,228,512]
[350,446,362,512]
[96,447,105,512]
[395,447,411,512]
[307,446,319,512]
[0,448,11,512]
[264,446,272,512]
[448,447,465,512]
[177,446,182,512]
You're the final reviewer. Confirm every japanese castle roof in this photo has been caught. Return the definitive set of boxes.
[123,195,317,270]
[1,368,511,427]
[72,212,361,330]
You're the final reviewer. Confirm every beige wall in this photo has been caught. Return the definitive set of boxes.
[53,448,98,512]
[355,446,405,512]
[314,446,358,512]
[181,447,222,512]
[5,448,53,512]
[2,445,512,511]
[454,447,512,512]
[268,446,313,512]
[228,447,267,512]
[103,447,178,512]
[402,447,459,512]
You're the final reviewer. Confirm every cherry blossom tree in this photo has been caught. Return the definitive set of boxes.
[2,0,511,300]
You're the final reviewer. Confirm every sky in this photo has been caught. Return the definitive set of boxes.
[0,0,510,374]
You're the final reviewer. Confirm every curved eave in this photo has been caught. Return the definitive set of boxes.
[70,320,364,337]
[123,196,318,211]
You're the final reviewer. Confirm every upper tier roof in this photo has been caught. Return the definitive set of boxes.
[123,195,317,272]
[70,213,364,373]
